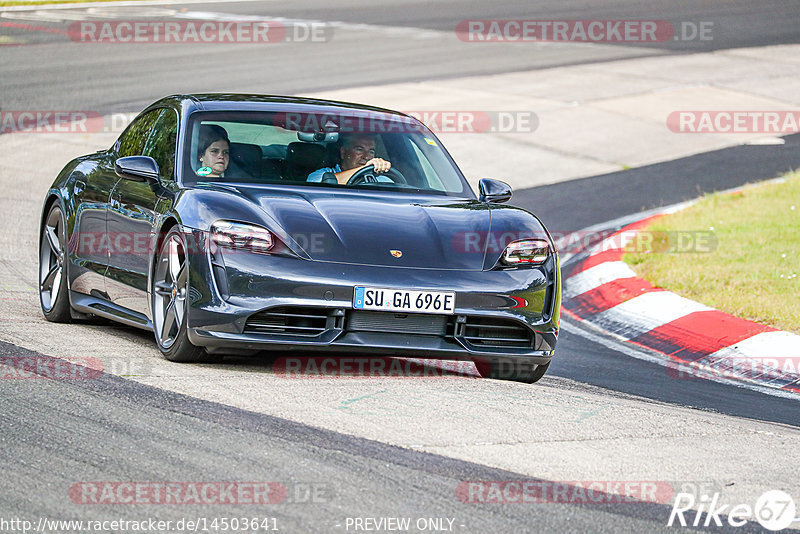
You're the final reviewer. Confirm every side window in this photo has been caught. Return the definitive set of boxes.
[117,110,160,158]
[143,109,178,181]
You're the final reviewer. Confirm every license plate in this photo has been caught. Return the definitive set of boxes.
[353,287,456,314]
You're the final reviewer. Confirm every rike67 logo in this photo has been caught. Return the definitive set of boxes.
[669,490,797,531]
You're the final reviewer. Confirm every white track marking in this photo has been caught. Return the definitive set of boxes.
[717,331,800,358]
[697,332,800,387]
[561,318,800,401]
[590,291,712,341]
[564,261,636,299]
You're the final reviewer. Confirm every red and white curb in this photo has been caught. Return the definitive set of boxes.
[560,209,800,395]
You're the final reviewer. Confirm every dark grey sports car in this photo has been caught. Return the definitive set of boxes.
[39,94,560,382]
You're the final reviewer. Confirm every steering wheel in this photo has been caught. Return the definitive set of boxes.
[346,164,407,186]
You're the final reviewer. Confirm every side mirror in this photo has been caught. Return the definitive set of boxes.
[115,156,159,182]
[478,178,512,203]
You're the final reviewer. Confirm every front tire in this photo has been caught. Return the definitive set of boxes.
[481,358,550,384]
[152,227,208,362]
[39,202,71,323]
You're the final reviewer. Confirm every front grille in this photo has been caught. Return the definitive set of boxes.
[459,317,534,349]
[244,306,330,336]
[243,306,535,351]
[347,311,447,335]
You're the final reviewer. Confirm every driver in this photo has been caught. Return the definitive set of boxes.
[307,134,392,184]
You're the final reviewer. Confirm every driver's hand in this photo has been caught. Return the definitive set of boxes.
[365,158,391,173]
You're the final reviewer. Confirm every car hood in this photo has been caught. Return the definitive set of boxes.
[228,185,491,270]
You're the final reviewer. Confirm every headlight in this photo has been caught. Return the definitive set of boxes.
[210,221,274,254]
[501,239,550,266]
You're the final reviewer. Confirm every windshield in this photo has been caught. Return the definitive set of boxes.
[183,110,474,197]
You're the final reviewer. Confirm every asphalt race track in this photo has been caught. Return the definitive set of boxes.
[1,1,799,533]
[3,0,800,112]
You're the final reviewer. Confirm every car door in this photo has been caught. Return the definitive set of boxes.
[69,110,159,299]
[105,108,178,317]
[69,153,118,298]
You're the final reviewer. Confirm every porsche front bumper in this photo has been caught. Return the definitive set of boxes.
[183,229,560,363]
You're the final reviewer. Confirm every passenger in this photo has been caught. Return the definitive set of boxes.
[307,133,392,184]
[196,125,230,178]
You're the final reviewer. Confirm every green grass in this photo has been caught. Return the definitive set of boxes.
[624,171,800,334]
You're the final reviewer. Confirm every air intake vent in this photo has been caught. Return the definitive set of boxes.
[244,307,329,336]
[460,317,534,349]
[347,311,447,335]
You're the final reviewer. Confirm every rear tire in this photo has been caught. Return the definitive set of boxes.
[39,202,71,323]
[152,227,210,363]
